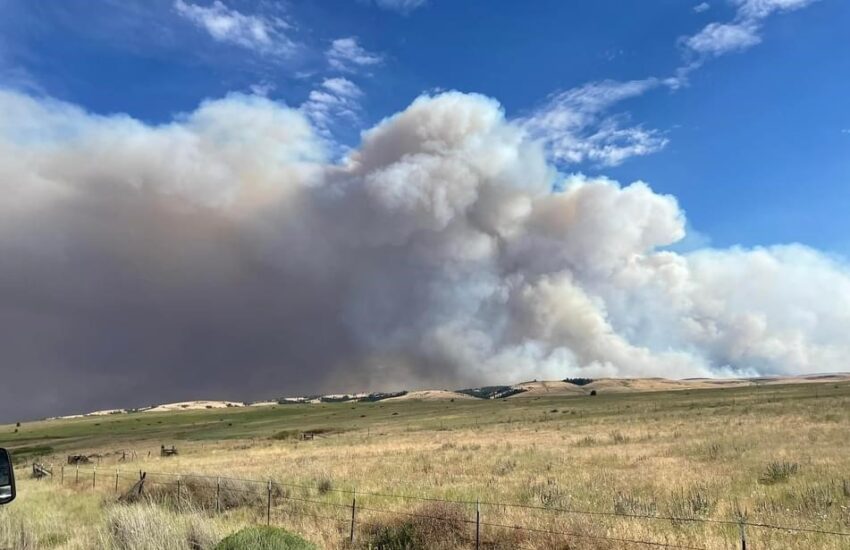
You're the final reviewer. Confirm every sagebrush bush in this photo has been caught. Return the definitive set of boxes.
[135,475,286,512]
[360,502,469,550]
[613,491,657,516]
[667,487,714,519]
[315,476,333,495]
[529,478,570,509]
[759,462,799,485]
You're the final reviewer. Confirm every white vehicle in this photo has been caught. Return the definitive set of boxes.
[0,448,16,505]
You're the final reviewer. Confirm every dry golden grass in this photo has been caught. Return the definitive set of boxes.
[2,381,849,549]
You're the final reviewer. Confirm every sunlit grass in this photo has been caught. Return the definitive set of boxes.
[1,381,849,548]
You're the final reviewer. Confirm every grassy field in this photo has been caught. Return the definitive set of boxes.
[1,381,849,549]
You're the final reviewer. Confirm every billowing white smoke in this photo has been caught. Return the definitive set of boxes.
[1,88,848,418]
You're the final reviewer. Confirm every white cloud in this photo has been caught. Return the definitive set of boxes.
[367,0,428,14]
[249,82,275,96]
[521,79,668,166]
[322,77,363,98]
[684,0,820,57]
[301,78,364,136]
[525,0,820,168]
[685,21,761,55]
[735,0,818,19]
[326,37,383,73]
[581,122,669,167]
[174,0,295,56]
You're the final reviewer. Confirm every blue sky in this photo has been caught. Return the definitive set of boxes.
[0,0,848,252]
[4,0,850,418]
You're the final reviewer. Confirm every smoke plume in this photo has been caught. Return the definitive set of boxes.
[1,89,848,420]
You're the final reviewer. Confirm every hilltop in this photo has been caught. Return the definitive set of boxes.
[47,372,850,421]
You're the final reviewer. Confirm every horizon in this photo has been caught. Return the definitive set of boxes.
[2,0,850,421]
[22,371,850,423]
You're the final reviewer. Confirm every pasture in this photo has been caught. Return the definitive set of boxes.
[1,381,849,549]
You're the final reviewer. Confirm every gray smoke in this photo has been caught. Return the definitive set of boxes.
[1,89,849,421]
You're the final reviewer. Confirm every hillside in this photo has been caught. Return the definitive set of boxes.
[41,372,850,421]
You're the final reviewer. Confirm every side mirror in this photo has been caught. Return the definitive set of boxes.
[0,448,16,505]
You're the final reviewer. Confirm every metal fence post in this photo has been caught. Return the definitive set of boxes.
[92,467,96,489]
[216,477,221,514]
[475,498,480,550]
[60,465,64,485]
[115,468,119,493]
[75,465,79,484]
[739,519,747,550]
[177,475,182,508]
[349,489,357,544]
[267,480,272,526]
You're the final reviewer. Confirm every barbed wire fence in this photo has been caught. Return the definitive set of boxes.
[34,463,850,549]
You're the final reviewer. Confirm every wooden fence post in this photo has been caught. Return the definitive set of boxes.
[75,465,79,484]
[115,469,119,493]
[177,475,182,508]
[92,467,96,489]
[60,465,64,485]
[475,498,480,550]
[739,519,747,550]
[267,480,272,526]
[349,489,357,544]
[216,477,221,514]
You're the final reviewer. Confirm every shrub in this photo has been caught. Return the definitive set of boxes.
[759,462,799,485]
[529,478,570,509]
[316,477,333,495]
[103,502,222,550]
[492,459,516,476]
[613,492,657,516]
[137,475,286,512]
[667,487,714,519]
[361,502,468,550]
[215,527,316,550]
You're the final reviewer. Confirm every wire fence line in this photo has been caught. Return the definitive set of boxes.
[42,464,850,549]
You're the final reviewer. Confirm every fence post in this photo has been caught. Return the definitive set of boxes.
[475,498,480,550]
[177,475,182,509]
[739,519,747,550]
[267,480,272,526]
[115,468,119,493]
[75,465,79,484]
[60,465,64,485]
[216,477,221,514]
[349,489,357,544]
[92,467,97,489]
